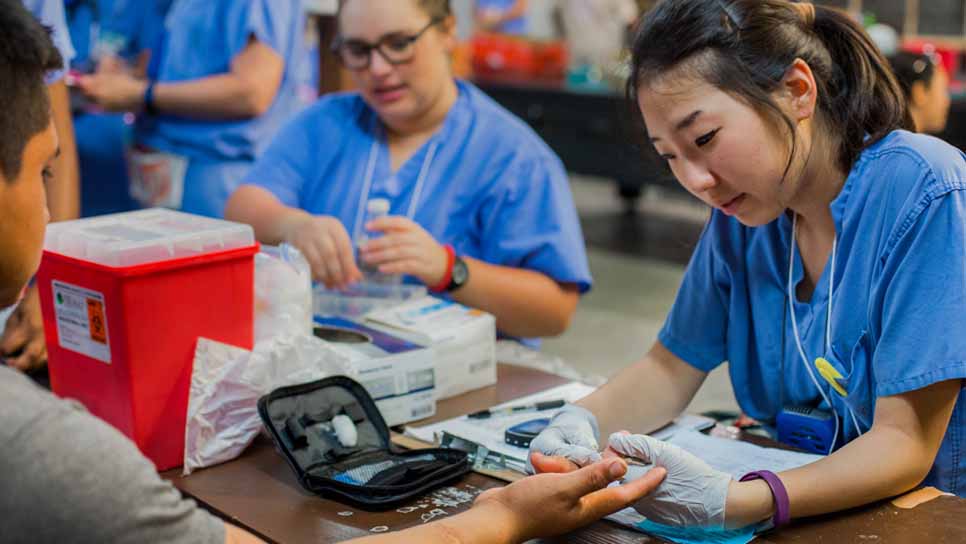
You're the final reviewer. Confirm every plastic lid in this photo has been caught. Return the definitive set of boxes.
[366,198,390,215]
[44,208,255,267]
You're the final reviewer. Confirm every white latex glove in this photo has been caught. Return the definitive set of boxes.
[608,432,732,528]
[527,405,602,473]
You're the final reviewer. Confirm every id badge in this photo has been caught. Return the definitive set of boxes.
[126,147,188,209]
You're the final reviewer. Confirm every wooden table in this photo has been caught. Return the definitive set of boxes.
[164,364,966,543]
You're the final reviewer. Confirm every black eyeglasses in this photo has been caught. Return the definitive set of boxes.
[332,18,443,70]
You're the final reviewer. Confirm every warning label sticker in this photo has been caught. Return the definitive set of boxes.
[52,280,111,364]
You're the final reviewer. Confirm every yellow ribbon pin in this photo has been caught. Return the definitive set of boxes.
[815,357,848,397]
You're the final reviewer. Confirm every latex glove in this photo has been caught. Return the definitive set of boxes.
[608,432,732,528]
[358,216,449,287]
[527,404,602,473]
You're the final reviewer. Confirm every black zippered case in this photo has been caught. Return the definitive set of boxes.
[257,376,470,510]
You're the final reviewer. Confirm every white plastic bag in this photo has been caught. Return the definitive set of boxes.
[254,243,312,343]
[182,333,357,475]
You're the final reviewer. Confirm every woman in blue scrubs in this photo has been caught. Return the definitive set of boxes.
[226,0,591,341]
[75,0,307,218]
[530,0,966,530]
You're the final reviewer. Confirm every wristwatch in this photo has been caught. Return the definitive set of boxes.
[447,255,469,292]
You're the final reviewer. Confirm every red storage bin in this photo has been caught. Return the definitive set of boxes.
[36,209,258,470]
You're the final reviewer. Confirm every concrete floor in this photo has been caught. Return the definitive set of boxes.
[541,176,740,416]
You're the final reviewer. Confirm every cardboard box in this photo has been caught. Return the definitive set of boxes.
[365,297,497,400]
[313,317,436,425]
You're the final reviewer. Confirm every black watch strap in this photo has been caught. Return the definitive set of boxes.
[446,255,469,292]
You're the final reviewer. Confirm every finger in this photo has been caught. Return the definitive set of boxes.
[329,223,361,282]
[9,337,46,372]
[365,216,418,233]
[550,445,603,467]
[377,259,422,276]
[0,321,29,356]
[317,236,347,288]
[530,453,580,474]
[561,458,628,499]
[608,433,662,464]
[601,446,622,460]
[298,242,330,285]
[579,466,668,520]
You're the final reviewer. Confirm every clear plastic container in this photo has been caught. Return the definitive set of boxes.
[313,281,426,320]
[357,198,402,286]
[44,208,255,267]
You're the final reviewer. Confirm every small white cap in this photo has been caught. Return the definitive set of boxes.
[331,414,358,447]
[366,198,390,215]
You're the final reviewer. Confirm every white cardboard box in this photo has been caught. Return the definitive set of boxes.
[365,297,497,400]
[313,317,436,425]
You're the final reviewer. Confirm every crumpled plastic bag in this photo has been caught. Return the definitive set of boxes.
[254,243,312,343]
[182,333,357,475]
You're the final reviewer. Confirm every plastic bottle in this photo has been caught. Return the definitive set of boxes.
[357,198,401,287]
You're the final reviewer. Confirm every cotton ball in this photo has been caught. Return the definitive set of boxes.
[332,414,358,447]
[867,24,899,57]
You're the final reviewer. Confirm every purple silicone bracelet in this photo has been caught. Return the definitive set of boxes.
[740,470,791,528]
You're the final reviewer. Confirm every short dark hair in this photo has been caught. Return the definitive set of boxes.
[0,0,64,181]
[888,51,936,99]
[628,0,911,175]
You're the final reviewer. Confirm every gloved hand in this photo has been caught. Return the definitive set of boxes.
[608,432,732,528]
[527,404,602,474]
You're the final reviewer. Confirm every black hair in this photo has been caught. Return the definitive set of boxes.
[338,0,451,19]
[0,0,63,181]
[888,51,937,99]
[628,0,911,175]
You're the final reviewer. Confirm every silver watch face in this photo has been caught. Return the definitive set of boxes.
[451,258,469,287]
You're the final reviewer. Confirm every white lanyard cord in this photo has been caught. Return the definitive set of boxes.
[787,213,841,455]
[352,133,439,242]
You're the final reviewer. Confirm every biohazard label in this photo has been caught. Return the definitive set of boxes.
[52,281,111,364]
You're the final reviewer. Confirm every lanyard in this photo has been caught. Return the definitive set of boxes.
[351,129,440,243]
[784,213,863,449]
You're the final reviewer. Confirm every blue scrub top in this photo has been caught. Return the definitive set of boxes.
[134,0,307,217]
[660,130,966,496]
[476,0,528,35]
[23,0,76,83]
[242,80,592,343]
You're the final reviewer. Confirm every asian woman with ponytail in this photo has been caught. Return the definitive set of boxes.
[529,0,966,532]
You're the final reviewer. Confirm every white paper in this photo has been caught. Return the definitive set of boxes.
[665,430,823,479]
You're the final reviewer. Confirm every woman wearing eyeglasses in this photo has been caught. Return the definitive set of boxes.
[76,0,308,218]
[888,51,952,135]
[226,0,591,344]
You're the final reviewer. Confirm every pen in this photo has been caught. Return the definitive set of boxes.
[467,399,566,419]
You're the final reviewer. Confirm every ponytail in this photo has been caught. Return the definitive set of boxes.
[810,6,910,170]
[628,0,912,173]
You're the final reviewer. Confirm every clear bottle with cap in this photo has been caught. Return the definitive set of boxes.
[357,198,401,286]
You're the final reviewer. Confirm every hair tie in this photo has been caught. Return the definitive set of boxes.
[792,1,816,26]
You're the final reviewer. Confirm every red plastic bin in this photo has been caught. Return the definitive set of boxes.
[36,221,257,471]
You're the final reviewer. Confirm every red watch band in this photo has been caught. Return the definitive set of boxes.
[430,244,455,293]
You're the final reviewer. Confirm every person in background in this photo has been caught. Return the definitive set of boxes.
[76,0,308,219]
[1,0,81,374]
[888,51,951,134]
[474,0,528,35]
[0,7,665,542]
[226,0,591,345]
[531,0,965,532]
